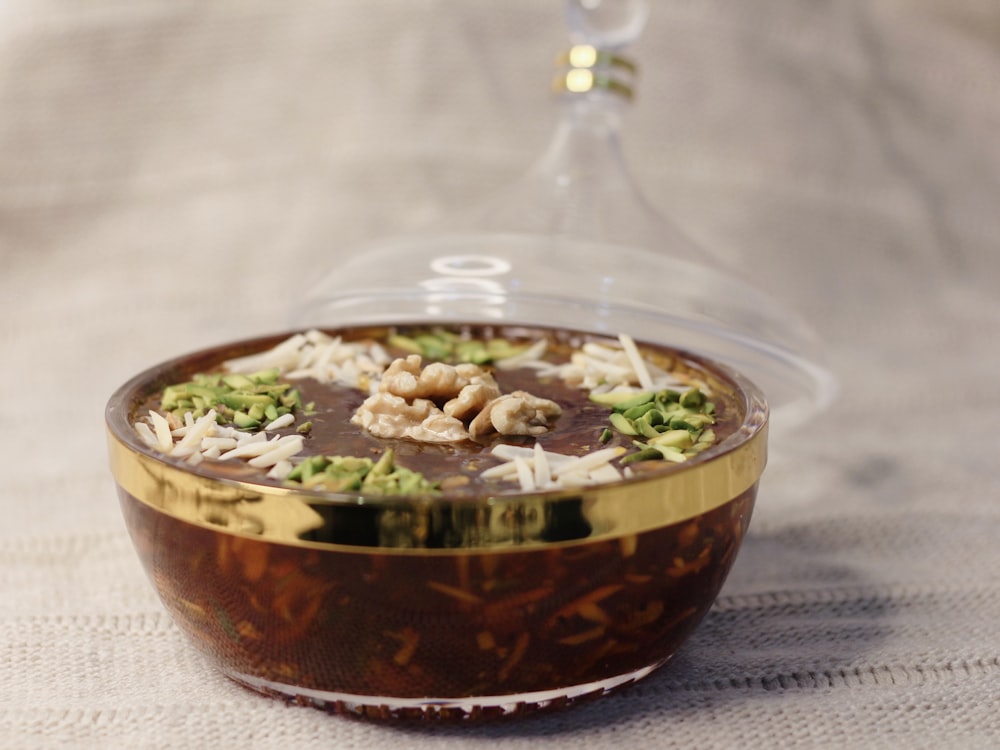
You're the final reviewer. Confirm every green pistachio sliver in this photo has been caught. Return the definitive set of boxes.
[599,428,614,444]
[296,421,313,435]
[368,449,395,478]
[279,389,302,409]
[250,368,281,385]
[644,410,665,427]
[322,474,362,492]
[649,429,694,450]
[415,334,452,360]
[669,414,713,431]
[684,412,715,429]
[221,373,255,390]
[610,392,655,412]
[636,419,662,439]
[388,334,424,355]
[589,390,652,407]
[620,447,665,465]
[486,339,526,360]
[655,446,688,463]
[456,340,490,364]
[654,389,682,406]
[432,328,461,343]
[623,402,658,420]
[232,411,260,429]
[679,387,706,408]
[287,455,325,482]
[285,451,436,496]
[219,392,274,410]
[609,412,638,436]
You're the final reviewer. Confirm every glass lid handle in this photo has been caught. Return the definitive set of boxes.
[566,0,650,50]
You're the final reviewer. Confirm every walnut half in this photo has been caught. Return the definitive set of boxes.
[352,355,560,443]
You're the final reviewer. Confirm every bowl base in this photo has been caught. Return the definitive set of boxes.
[225,662,665,721]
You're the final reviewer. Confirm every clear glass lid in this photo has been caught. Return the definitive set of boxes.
[295,0,837,434]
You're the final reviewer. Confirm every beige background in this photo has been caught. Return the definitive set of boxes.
[2,1,999,748]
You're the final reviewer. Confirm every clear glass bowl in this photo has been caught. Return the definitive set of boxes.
[106,323,767,720]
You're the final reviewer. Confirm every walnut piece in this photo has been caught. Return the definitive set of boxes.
[352,355,560,443]
[351,392,469,443]
[380,355,492,401]
[468,391,563,439]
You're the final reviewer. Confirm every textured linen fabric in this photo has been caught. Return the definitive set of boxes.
[2,1,999,748]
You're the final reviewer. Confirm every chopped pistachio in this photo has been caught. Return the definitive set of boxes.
[679,387,706,408]
[390,329,528,365]
[609,412,638,436]
[232,411,260,429]
[387,334,424,355]
[221,373,255,390]
[157,368,303,431]
[610,392,655,412]
[599,383,718,465]
[620,447,664,465]
[623,402,658,420]
[284,450,437,496]
[655,446,688,463]
[649,429,694,450]
[636,419,662,439]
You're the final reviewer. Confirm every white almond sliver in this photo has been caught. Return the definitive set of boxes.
[149,411,174,452]
[556,473,592,488]
[491,444,535,461]
[134,422,159,449]
[201,437,238,451]
[201,445,222,460]
[533,443,550,488]
[264,413,295,431]
[618,333,655,390]
[304,328,331,345]
[267,459,294,480]
[480,461,519,479]
[494,339,547,371]
[581,342,619,361]
[235,431,268,446]
[248,435,305,468]
[174,410,218,451]
[588,464,623,483]
[514,457,535,492]
[552,447,625,478]
[219,441,276,461]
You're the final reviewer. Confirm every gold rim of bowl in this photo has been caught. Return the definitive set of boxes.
[106,327,768,555]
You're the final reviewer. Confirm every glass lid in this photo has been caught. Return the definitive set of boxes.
[294,0,837,435]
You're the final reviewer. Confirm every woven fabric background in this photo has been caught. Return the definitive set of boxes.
[2,1,998,748]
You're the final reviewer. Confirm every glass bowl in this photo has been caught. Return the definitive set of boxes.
[106,322,767,720]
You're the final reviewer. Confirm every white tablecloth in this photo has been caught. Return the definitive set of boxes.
[3,2,999,748]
